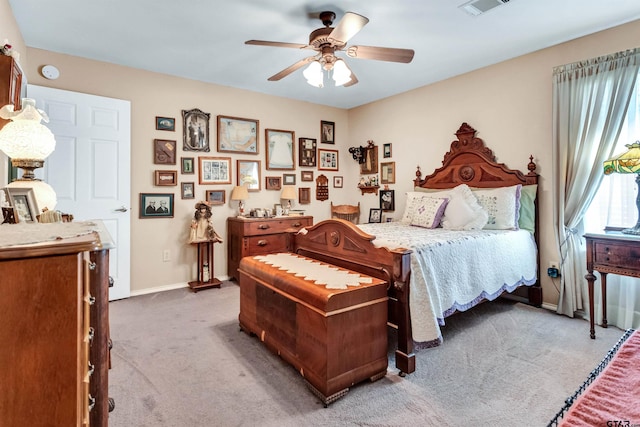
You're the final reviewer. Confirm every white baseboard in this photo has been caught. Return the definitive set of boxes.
[129,275,231,298]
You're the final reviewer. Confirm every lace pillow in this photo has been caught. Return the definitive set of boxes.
[400,192,429,224]
[410,197,450,229]
[415,184,488,230]
[472,184,522,230]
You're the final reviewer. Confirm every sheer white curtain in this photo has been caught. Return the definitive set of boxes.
[583,78,640,329]
[552,48,640,318]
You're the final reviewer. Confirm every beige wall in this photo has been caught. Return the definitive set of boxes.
[3,0,640,304]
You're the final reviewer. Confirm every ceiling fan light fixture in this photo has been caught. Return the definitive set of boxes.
[332,59,351,86]
[303,60,324,87]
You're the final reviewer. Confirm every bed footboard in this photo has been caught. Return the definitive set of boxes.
[291,219,416,375]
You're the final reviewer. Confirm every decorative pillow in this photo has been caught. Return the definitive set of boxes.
[471,184,522,230]
[440,184,488,230]
[410,197,450,229]
[400,192,429,224]
[518,184,537,233]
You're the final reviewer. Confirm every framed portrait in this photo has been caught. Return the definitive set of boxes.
[181,182,195,199]
[140,193,174,218]
[206,189,225,205]
[154,139,177,165]
[181,157,194,174]
[4,187,39,223]
[198,156,231,185]
[217,115,259,154]
[299,187,311,204]
[237,159,261,191]
[301,170,314,182]
[154,170,178,186]
[368,208,382,223]
[383,143,392,158]
[298,137,317,167]
[381,161,396,184]
[265,176,282,190]
[2,206,18,224]
[360,145,378,174]
[380,189,395,211]
[321,120,335,144]
[156,116,175,131]
[182,108,210,152]
[318,149,339,171]
[333,176,343,188]
[283,174,296,185]
[265,129,295,170]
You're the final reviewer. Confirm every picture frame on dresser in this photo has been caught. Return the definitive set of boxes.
[140,193,174,218]
[4,187,38,223]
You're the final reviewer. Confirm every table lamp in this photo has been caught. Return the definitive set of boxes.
[603,141,640,235]
[230,185,249,216]
[280,185,297,214]
[0,98,58,212]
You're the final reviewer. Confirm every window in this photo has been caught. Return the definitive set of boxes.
[584,73,640,232]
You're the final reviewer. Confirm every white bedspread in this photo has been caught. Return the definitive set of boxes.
[358,222,537,346]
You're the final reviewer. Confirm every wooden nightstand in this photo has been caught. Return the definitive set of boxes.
[584,231,640,339]
[227,215,313,281]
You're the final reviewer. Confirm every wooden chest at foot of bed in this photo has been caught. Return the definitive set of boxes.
[238,252,389,405]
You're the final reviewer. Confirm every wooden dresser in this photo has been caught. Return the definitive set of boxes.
[0,225,113,427]
[226,215,312,280]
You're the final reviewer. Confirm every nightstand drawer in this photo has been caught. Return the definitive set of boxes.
[245,234,289,255]
[594,241,640,272]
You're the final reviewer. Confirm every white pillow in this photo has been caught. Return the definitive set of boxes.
[416,184,488,230]
[410,197,450,228]
[472,184,522,230]
[400,192,428,224]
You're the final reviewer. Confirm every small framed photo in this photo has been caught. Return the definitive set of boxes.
[368,208,382,223]
[265,176,282,190]
[301,170,314,182]
[181,182,195,199]
[321,120,335,144]
[156,116,175,131]
[381,161,396,184]
[154,139,177,165]
[155,170,178,186]
[140,193,174,218]
[274,204,283,216]
[333,176,343,188]
[360,146,378,174]
[217,115,259,154]
[383,143,392,158]
[199,156,231,185]
[299,187,311,204]
[298,137,317,167]
[283,173,296,185]
[2,206,18,224]
[237,159,261,191]
[380,189,395,211]
[265,129,295,170]
[4,187,39,223]
[182,108,211,152]
[206,189,226,205]
[318,149,339,171]
[181,157,194,174]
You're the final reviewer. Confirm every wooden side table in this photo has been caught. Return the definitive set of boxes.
[584,231,640,338]
[189,240,222,292]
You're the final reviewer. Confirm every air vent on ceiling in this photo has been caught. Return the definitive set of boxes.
[459,0,510,16]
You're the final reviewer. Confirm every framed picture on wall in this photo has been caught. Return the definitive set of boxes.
[181,157,194,174]
[298,137,317,167]
[154,170,178,186]
[156,116,175,131]
[206,189,226,205]
[154,139,177,165]
[140,193,174,218]
[381,161,396,184]
[380,189,395,211]
[198,156,231,185]
[181,182,195,199]
[182,108,211,152]
[265,129,295,170]
[237,159,261,191]
[321,120,335,144]
[265,176,282,190]
[318,149,339,171]
[217,115,259,154]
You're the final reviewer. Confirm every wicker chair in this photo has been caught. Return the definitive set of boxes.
[330,202,360,224]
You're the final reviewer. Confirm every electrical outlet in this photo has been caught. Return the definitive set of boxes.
[549,261,559,270]
[163,249,171,262]
[547,261,560,278]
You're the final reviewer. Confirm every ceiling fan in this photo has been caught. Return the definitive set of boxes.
[245,11,415,87]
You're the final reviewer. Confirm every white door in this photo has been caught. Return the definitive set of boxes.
[28,84,131,300]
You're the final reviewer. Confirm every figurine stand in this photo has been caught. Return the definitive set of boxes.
[188,241,221,292]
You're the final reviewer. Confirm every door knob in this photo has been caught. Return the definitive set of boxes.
[115,206,128,212]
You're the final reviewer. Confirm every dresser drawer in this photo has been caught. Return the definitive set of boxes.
[245,233,289,255]
[593,240,640,273]
[245,217,311,236]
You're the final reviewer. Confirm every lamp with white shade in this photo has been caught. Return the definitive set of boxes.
[302,58,352,88]
[0,98,57,213]
[603,141,640,235]
[230,185,249,216]
[280,185,297,214]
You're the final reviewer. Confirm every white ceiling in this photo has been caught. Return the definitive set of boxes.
[8,0,640,109]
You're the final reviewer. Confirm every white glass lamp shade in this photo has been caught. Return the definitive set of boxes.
[7,180,57,213]
[332,59,352,86]
[303,61,324,88]
[0,99,56,160]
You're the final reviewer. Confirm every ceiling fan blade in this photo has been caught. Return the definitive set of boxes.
[346,45,415,63]
[245,40,309,50]
[328,12,369,45]
[268,56,317,81]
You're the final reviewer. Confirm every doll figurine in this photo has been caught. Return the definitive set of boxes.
[189,201,223,244]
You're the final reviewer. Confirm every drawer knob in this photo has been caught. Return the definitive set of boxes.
[86,295,96,305]
[88,394,96,412]
[292,222,301,227]
[257,240,268,246]
[258,224,270,230]
[87,361,95,377]
[88,327,95,344]
[88,261,96,271]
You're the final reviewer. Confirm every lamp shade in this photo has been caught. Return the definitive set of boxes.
[280,185,297,201]
[604,142,640,175]
[0,98,56,160]
[303,61,324,88]
[332,59,352,86]
[230,185,249,201]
